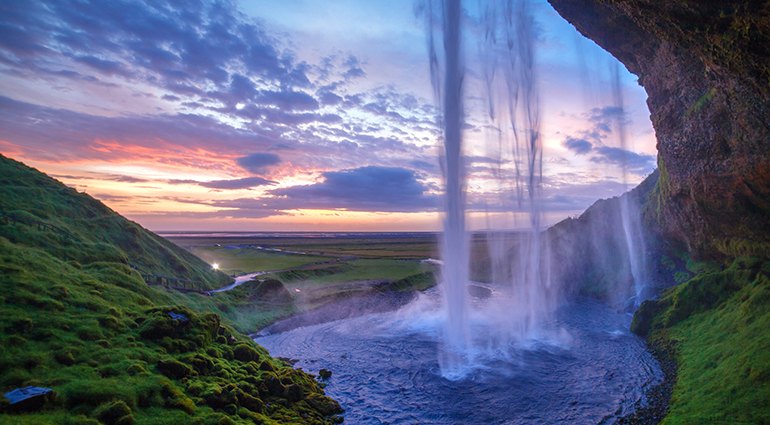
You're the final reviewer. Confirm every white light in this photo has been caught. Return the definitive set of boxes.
[212,263,219,270]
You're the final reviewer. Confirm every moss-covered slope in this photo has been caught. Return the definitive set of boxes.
[630,258,770,424]
[0,154,231,291]
[0,155,343,424]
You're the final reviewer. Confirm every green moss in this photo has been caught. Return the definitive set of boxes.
[645,154,670,228]
[0,154,345,424]
[633,257,770,424]
[685,87,716,117]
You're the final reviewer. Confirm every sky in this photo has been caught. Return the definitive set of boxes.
[0,0,657,232]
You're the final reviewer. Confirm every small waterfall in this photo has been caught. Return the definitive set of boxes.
[610,63,648,307]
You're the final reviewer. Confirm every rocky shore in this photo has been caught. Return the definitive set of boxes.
[617,340,678,425]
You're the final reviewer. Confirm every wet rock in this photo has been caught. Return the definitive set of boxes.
[468,284,493,299]
[300,393,344,416]
[318,368,332,380]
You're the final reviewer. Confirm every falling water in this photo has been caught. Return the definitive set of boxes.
[611,62,649,307]
[429,0,560,379]
[428,0,471,378]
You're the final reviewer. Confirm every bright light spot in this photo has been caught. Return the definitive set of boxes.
[294,289,301,292]
[212,263,219,270]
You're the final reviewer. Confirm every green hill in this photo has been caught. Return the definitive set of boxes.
[0,155,231,291]
[0,154,343,424]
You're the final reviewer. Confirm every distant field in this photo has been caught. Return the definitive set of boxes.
[166,234,442,260]
[270,259,431,287]
[189,245,329,275]
[161,232,524,331]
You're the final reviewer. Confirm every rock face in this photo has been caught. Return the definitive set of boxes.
[548,0,770,259]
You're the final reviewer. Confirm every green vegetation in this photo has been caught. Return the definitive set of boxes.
[168,235,440,260]
[0,155,231,291]
[189,246,328,276]
[0,154,343,424]
[271,259,429,287]
[631,257,770,424]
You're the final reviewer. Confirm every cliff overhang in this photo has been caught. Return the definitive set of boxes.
[548,0,770,260]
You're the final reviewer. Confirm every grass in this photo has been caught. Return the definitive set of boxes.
[188,246,328,275]
[0,155,231,291]
[0,154,344,424]
[167,235,440,260]
[271,259,430,286]
[631,257,770,424]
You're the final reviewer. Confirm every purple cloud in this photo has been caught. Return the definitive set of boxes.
[562,137,593,154]
[268,166,439,212]
[236,153,282,175]
[198,177,277,190]
[590,146,655,172]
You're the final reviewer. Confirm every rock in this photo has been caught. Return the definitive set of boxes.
[284,384,304,403]
[156,359,194,380]
[94,400,134,425]
[301,393,344,416]
[547,0,770,260]
[232,344,260,363]
[318,368,332,380]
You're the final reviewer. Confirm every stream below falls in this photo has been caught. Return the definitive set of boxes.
[255,293,661,424]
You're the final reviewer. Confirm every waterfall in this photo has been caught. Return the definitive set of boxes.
[611,62,649,307]
[428,0,559,379]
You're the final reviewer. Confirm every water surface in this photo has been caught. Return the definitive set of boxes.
[256,296,660,424]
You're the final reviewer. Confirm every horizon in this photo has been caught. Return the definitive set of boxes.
[0,0,657,232]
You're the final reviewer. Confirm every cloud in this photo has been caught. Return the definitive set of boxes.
[255,90,319,111]
[590,146,655,172]
[562,137,593,154]
[0,0,311,101]
[236,153,282,174]
[268,166,439,212]
[342,55,366,80]
[318,91,343,106]
[0,96,282,163]
[198,177,277,190]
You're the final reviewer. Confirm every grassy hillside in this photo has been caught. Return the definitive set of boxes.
[0,154,343,424]
[0,154,230,291]
[631,257,770,424]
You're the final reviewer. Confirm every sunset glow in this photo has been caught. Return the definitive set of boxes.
[0,0,656,232]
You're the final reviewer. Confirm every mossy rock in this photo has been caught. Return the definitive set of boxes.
[232,344,260,363]
[283,384,304,403]
[183,353,215,375]
[630,298,668,336]
[157,358,195,380]
[92,400,134,425]
[299,393,344,416]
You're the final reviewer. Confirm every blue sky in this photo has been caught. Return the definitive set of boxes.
[0,0,657,231]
